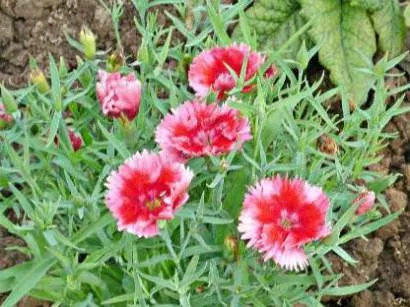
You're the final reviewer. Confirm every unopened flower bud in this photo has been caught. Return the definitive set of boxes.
[0,103,13,129]
[59,56,68,78]
[1,84,17,113]
[195,285,205,294]
[54,128,83,152]
[79,26,96,60]
[138,42,151,66]
[220,159,229,171]
[177,54,193,77]
[323,231,339,246]
[317,134,338,155]
[349,98,356,111]
[69,129,83,152]
[107,50,124,72]
[223,235,239,261]
[354,190,376,216]
[30,69,50,93]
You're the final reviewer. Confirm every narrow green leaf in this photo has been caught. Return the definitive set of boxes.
[340,211,401,243]
[321,279,377,296]
[207,0,231,45]
[102,294,134,305]
[2,255,56,307]
[333,246,358,264]
[137,271,176,291]
[98,121,130,159]
[46,112,62,147]
[9,184,34,218]
[49,55,62,111]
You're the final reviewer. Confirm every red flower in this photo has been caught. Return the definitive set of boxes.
[155,100,252,162]
[188,43,277,99]
[96,70,142,120]
[105,150,193,237]
[354,190,376,216]
[238,176,331,271]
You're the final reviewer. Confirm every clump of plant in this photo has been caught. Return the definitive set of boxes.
[235,0,407,104]
[0,1,409,306]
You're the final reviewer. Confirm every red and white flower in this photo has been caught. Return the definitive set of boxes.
[354,190,376,216]
[105,150,193,238]
[238,176,331,271]
[188,43,277,99]
[96,70,142,120]
[155,100,252,162]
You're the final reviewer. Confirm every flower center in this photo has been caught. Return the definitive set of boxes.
[280,218,293,230]
[279,210,299,231]
[146,198,162,211]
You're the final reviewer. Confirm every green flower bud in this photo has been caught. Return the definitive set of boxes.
[30,69,50,94]
[107,50,124,72]
[1,84,17,113]
[223,235,239,261]
[79,26,96,60]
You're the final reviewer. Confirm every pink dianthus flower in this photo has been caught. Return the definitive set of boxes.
[188,43,277,99]
[105,150,193,237]
[238,176,331,271]
[155,100,252,162]
[96,70,142,120]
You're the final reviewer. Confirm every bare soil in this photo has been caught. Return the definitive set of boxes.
[326,111,410,307]
[1,1,410,306]
[0,0,140,87]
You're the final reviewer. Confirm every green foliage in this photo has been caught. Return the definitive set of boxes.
[237,0,407,104]
[0,0,409,305]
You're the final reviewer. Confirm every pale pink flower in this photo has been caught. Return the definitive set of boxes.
[354,190,376,216]
[238,176,331,271]
[96,70,142,120]
[105,150,193,238]
[155,100,252,162]
[188,43,277,99]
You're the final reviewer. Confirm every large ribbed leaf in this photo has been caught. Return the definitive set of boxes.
[405,4,410,27]
[371,0,406,57]
[300,0,377,104]
[233,0,307,58]
[350,0,382,11]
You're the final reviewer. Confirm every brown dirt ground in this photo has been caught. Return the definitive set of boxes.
[1,1,410,306]
[0,0,171,87]
[325,110,410,307]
